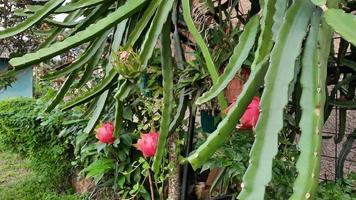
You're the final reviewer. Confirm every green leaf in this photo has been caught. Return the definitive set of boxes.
[182,0,227,110]
[152,21,174,174]
[0,0,65,39]
[9,0,147,69]
[238,0,314,199]
[117,176,126,189]
[324,9,356,47]
[83,158,115,178]
[195,15,259,105]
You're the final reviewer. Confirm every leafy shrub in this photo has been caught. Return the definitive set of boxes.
[0,97,79,187]
[316,173,356,200]
[203,129,355,200]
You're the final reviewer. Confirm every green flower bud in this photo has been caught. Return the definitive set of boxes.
[112,47,143,79]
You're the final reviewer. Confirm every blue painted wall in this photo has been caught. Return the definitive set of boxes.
[0,58,33,100]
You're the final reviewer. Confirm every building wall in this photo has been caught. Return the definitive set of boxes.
[0,58,33,100]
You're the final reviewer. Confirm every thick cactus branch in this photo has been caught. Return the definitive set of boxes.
[182,0,228,110]
[289,9,322,200]
[291,0,338,199]
[152,21,174,174]
[239,0,314,199]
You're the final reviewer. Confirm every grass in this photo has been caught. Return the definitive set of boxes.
[0,151,84,200]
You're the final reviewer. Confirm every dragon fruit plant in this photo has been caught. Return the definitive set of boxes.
[1,0,355,199]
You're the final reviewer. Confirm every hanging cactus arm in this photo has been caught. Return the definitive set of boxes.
[114,80,134,138]
[114,96,124,138]
[169,93,188,134]
[185,0,276,171]
[84,90,110,134]
[42,31,109,80]
[186,57,269,170]
[62,17,129,111]
[55,0,105,13]
[19,0,104,14]
[114,100,125,138]
[289,10,322,200]
[44,70,79,112]
[62,69,118,110]
[139,0,175,67]
[67,5,108,36]
[238,0,314,199]
[290,1,339,198]
[39,10,83,49]
[9,0,147,69]
[195,15,260,105]
[272,0,288,42]
[152,21,174,174]
[76,40,107,88]
[182,0,227,110]
[114,80,133,101]
[0,0,65,39]
[251,0,276,71]
[169,3,189,134]
[311,0,327,7]
[126,0,162,47]
[45,28,109,112]
[324,9,356,47]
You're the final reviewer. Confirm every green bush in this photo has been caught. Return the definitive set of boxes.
[0,97,74,187]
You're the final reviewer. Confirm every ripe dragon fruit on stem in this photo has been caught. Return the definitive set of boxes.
[225,96,260,130]
[95,122,115,144]
[135,132,159,158]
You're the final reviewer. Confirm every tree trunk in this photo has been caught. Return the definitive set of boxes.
[167,133,181,200]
